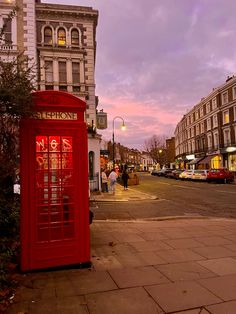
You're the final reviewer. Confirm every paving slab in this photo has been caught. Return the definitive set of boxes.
[191,245,236,259]
[206,300,236,313]
[68,270,118,295]
[172,309,209,314]
[155,261,216,281]
[198,274,236,301]
[130,239,172,251]
[163,238,205,249]
[196,236,234,246]
[108,265,170,288]
[86,287,164,314]
[155,248,205,263]
[145,281,221,313]
[197,257,236,275]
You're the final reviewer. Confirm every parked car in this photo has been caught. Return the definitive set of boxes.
[172,169,185,179]
[207,168,234,183]
[191,170,209,181]
[151,169,160,176]
[163,168,174,178]
[165,169,176,179]
[179,170,194,180]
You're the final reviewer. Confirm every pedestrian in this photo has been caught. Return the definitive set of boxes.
[122,170,129,190]
[101,169,108,192]
[108,168,117,195]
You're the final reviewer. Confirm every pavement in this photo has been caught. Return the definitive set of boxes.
[89,183,158,202]
[6,186,236,314]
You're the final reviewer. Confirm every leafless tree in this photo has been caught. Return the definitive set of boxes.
[144,135,167,166]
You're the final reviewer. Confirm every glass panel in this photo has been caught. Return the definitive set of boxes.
[44,27,52,44]
[51,223,63,241]
[62,137,73,152]
[58,28,66,45]
[49,136,61,152]
[71,29,79,45]
[36,136,48,152]
[38,225,49,242]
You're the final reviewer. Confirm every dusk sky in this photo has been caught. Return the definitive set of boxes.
[44,0,236,150]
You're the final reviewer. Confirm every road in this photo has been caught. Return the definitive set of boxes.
[93,172,236,220]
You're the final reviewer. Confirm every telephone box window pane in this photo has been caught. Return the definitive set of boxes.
[62,153,73,169]
[38,226,49,242]
[36,153,49,170]
[36,136,48,152]
[62,137,73,152]
[64,222,75,239]
[51,224,63,241]
[49,153,61,169]
[49,136,61,152]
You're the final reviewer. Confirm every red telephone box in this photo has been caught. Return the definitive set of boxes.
[20,91,90,271]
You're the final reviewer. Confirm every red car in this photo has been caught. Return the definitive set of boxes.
[207,168,234,183]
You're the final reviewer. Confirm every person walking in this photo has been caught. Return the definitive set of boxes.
[101,169,108,192]
[108,169,117,195]
[122,170,129,190]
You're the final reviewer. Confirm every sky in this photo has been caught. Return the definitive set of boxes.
[43,0,236,150]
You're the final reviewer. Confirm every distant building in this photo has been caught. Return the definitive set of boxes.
[175,76,236,172]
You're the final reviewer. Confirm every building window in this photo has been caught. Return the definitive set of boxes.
[206,103,210,114]
[45,85,54,90]
[89,151,95,179]
[233,86,236,100]
[234,106,236,121]
[200,122,204,133]
[44,27,53,45]
[58,61,67,83]
[71,29,79,45]
[207,118,211,131]
[223,110,229,124]
[223,129,230,147]
[45,60,53,83]
[191,127,194,137]
[58,28,66,45]
[72,62,80,84]
[212,97,217,110]
[213,132,219,149]
[3,18,12,44]
[195,111,199,120]
[59,86,67,91]
[222,91,228,105]
[213,114,218,128]
[196,124,199,135]
[207,134,212,149]
[200,107,204,117]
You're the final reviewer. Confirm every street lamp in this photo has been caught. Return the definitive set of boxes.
[112,116,126,169]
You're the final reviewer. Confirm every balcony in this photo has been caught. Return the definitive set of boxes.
[0,44,18,52]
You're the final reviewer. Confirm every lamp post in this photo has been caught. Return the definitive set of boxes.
[112,116,126,169]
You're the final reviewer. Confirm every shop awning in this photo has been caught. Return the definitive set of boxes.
[188,157,204,165]
[198,155,212,165]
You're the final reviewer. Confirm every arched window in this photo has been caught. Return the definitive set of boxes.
[58,28,66,45]
[89,151,94,179]
[44,27,52,45]
[71,29,79,45]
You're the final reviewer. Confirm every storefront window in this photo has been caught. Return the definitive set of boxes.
[229,154,236,171]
